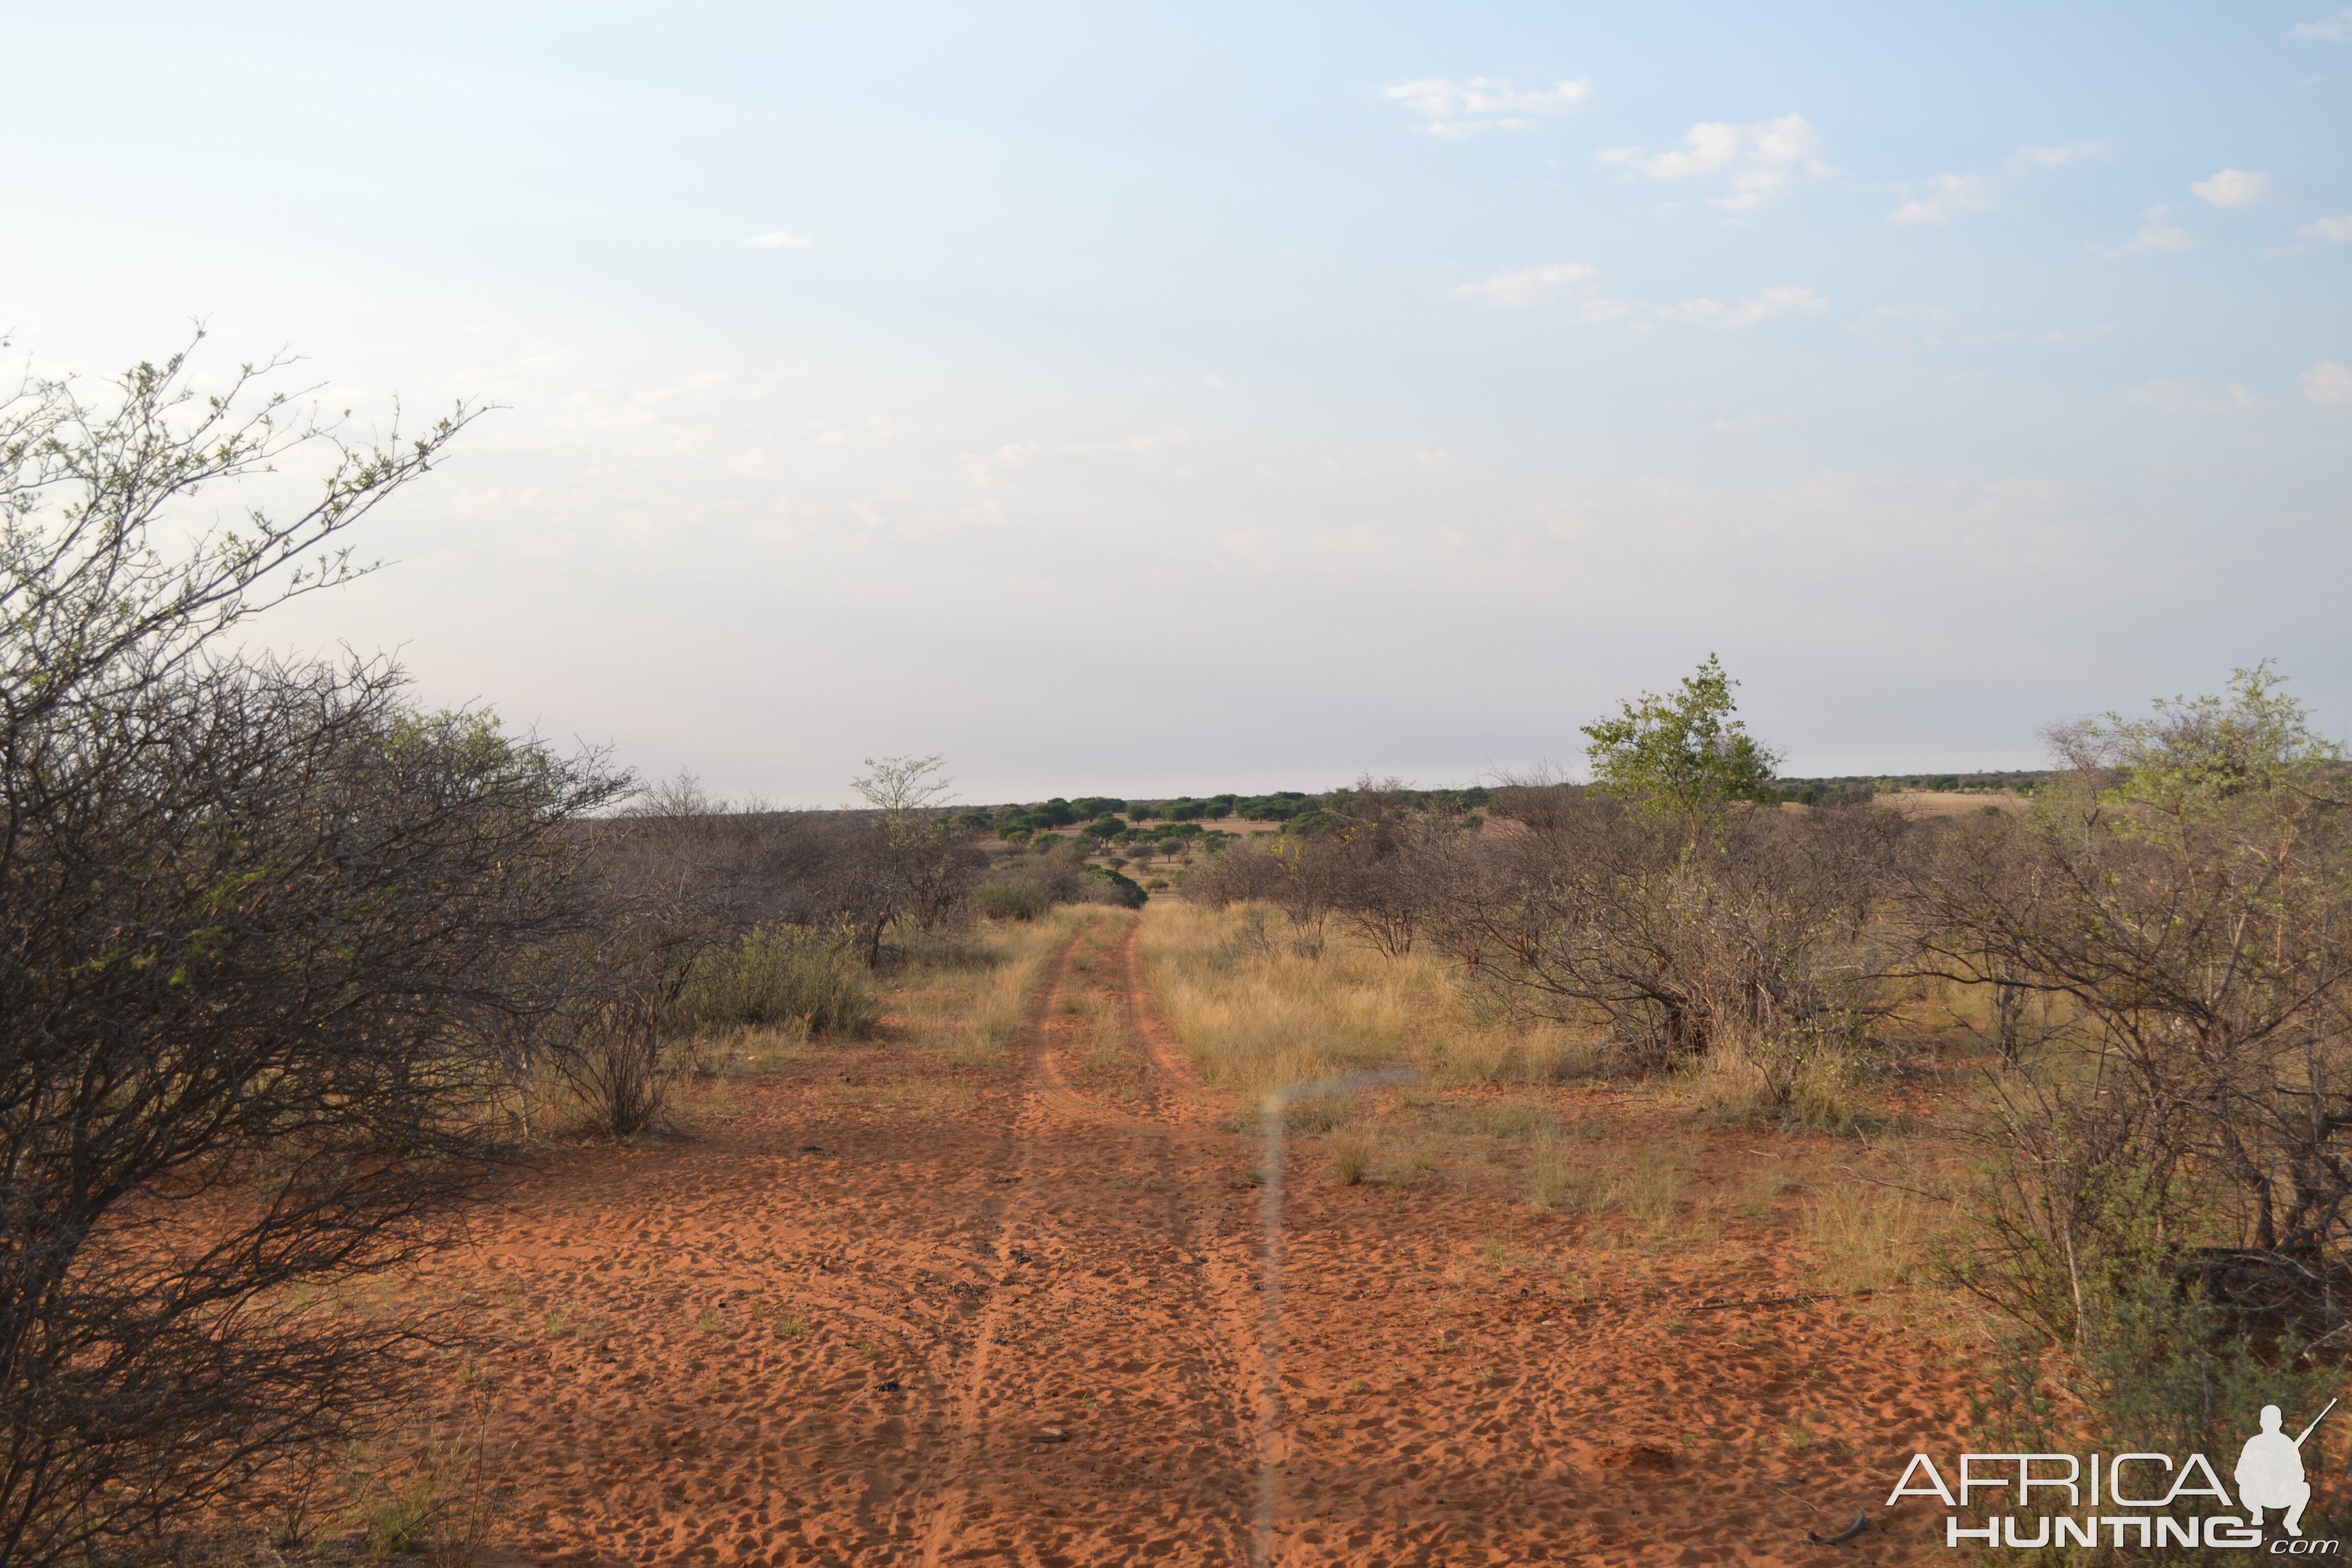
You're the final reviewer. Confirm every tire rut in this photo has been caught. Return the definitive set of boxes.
[909,911,1260,1566]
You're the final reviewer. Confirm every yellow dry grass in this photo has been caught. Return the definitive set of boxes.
[877,904,1109,1064]
[1136,899,1594,1099]
[680,905,1103,1112]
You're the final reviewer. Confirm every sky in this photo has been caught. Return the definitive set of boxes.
[4,2,2347,803]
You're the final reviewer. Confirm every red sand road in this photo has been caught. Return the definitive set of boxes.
[418,914,1978,1566]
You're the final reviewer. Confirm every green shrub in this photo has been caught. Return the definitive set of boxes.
[674,924,875,1038]
[1082,864,1147,909]
[975,878,1051,921]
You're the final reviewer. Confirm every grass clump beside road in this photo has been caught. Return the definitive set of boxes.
[1137,901,1593,1100]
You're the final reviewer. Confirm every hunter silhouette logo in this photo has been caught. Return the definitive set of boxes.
[2241,1401,2334,1538]
[1886,1401,2340,1551]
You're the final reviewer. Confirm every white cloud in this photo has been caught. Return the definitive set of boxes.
[1596,113,1831,211]
[1657,285,1830,330]
[2007,142,2108,172]
[1885,143,2103,226]
[2100,206,2198,257]
[1888,173,2002,225]
[2118,369,2352,412]
[1447,263,1598,307]
[2287,8,2352,40]
[2297,213,2352,242]
[1447,266,1822,330]
[2304,361,2352,405]
[1446,263,1638,321]
[2191,168,2272,207]
[1383,76,1591,137]
[1448,266,1829,330]
[746,230,814,249]
[2123,380,2265,412]
[1711,409,1808,433]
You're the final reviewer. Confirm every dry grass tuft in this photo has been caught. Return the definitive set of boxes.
[337,1404,514,1566]
[1138,901,1595,1096]
[1804,1176,1952,1293]
[1329,1131,1374,1186]
[1528,1134,1689,1230]
[1686,1038,1869,1134]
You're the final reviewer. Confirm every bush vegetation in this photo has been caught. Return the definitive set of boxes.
[671,923,876,1038]
[1173,654,2352,1509]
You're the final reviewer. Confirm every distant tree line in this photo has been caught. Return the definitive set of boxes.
[972,772,2070,839]
[967,786,1499,838]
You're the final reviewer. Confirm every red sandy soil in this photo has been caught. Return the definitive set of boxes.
[418,916,1979,1566]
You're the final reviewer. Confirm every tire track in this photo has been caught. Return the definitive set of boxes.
[910,910,1261,1566]
[907,919,1089,1566]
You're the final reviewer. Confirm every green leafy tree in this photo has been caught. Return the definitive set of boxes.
[1581,654,1781,820]
[2060,658,2346,822]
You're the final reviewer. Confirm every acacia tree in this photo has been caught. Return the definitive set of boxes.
[0,339,622,1563]
[831,755,981,963]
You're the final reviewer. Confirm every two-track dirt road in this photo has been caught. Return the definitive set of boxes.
[427,910,1975,1566]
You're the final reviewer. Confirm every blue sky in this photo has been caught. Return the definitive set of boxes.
[4,2,2346,801]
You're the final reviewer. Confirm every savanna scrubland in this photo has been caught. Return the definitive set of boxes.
[7,347,2350,1567]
